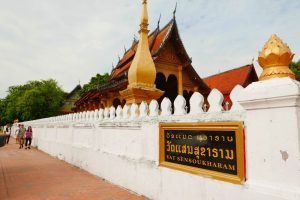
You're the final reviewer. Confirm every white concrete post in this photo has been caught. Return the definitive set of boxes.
[238,78,300,199]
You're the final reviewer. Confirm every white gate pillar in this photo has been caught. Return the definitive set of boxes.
[238,77,300,200]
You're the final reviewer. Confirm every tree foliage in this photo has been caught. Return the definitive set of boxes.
[289,60,300,81]
[79,73,109,96]
[0,79,65,125]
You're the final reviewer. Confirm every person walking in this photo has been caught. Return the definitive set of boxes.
[5,124,11,144]
[18,124,26,149]
[25,126,32,149]
[15,124,21,144]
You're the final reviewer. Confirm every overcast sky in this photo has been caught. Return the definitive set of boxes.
[0,0,299,98]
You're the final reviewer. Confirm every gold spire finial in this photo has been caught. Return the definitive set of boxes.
[258,34,295,81]
[140,0,149,34]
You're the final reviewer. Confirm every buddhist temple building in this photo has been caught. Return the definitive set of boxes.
[75,1,211,112]
[203,64,258,109]
[59,85,82,114]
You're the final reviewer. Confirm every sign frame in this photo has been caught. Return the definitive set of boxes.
[159,122,245,184]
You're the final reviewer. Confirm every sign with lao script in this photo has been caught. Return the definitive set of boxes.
[159,122,245,184]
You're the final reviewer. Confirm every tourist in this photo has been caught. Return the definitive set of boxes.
[5,124,11,144]
[25,126,32,149]
[18,124,26,149]
[15,124,20,144]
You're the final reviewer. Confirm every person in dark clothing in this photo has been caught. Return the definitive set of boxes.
[4,124,11,144]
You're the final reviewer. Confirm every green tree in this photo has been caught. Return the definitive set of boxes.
[0,79,65,125]
[289,60,300,80]
[80,73,109,96]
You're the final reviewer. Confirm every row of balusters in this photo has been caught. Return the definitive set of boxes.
[29,86,245,124]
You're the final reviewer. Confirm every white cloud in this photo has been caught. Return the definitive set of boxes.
[0,0,299,98]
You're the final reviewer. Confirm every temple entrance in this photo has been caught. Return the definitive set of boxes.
[155,73,178,113]
[112,98,121,109]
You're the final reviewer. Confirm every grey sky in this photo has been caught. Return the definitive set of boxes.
[0,0,299,98]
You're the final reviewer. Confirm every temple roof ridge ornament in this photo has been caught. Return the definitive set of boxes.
[173,2,177,19]
[258,34,295,81]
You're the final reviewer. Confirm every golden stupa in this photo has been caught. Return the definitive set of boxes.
[120,0,164,104]
[258,34,295,81]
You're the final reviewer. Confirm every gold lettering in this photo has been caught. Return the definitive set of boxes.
[200,147,205,156]
[221,136,225,141]
[217,163,222,168]
[175,145,181,153]
[207,148,211,157]
[228,164,235,171]
[228,165,235,171]
[227,136,234,142]
[188,135,193,139]
[181,145,187,153]
[212,148,218,158]
[219,149,224,159]
[166,132,170,139]
[170,144,175,152]
[213,162,217,168]
[166,140,171,152]
[206,161,212,167]
[187,146,193,154]
[215,136,219,141]
[225,149,234,160]
[194,147,199,156]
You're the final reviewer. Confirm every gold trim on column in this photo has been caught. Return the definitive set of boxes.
[178,65,183,95]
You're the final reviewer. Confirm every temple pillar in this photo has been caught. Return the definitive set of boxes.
[178,65,183,95]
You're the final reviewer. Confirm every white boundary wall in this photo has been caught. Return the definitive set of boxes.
[19,79,300,200]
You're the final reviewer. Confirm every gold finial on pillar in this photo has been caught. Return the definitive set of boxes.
[258,34,295,81]
[120,0,163,104]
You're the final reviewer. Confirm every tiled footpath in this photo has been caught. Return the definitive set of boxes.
[0,138,147,200]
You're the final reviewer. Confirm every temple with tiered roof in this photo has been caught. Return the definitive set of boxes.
[75,1,211,112]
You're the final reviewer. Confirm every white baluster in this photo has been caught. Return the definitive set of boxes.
[93,109,99,121]
[189,92,204,114]
[104,108,109,119]
[123,104,130,119]
[139,101,148,118]
[208,89,224,112]
[174,95,186,115]
[130,103,139,119]
[149,100,159,117]
[116,105,123,119]
[82,111,87,121]
[98,109,104,120]
[230,85,245,111]
[109,106,116,120]
[161,97,172,116]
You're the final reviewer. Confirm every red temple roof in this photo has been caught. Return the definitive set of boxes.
[203,64,258,95]
[110,20,174,80]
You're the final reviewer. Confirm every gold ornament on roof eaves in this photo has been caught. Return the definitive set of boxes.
[258,34,295,81]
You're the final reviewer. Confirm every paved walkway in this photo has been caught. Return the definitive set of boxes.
[0,138,147,200]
